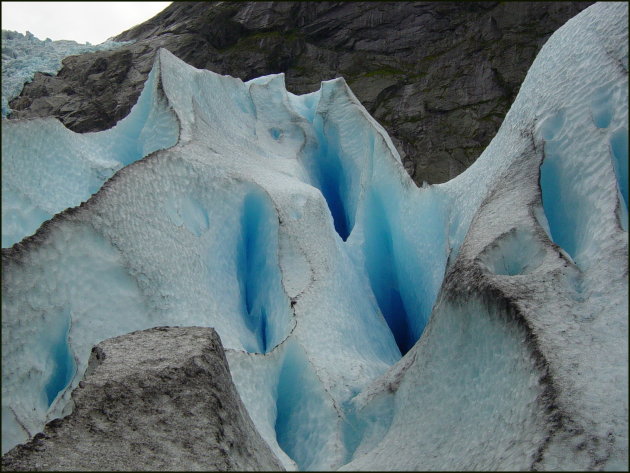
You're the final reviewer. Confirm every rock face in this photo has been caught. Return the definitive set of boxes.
[1,327,284,471]
[7,1,590,185]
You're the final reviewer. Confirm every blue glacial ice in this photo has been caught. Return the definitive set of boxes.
[1,2,628,470]
[1,56,179,248]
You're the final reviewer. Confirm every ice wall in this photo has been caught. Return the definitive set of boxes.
[1,48,405,459]
[2,2,627,470]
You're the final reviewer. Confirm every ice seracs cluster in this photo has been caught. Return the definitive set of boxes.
[2,2,627,470]
[1,30,129,118]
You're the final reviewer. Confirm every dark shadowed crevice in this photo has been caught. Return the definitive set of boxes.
[308,116,356,241]
[44,312,75,407]
[363,190,415,355]
[238,192,274,353]
[235,187,293,355]
[274,349,303,467]
[274,342,334,470]
[610,126,628,214]
[538,110,581,263]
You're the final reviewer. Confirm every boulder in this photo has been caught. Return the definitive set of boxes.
[1,326,284,471]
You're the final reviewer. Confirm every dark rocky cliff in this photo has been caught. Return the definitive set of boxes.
[8,1,591,185]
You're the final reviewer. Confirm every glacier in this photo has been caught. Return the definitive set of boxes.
[1,56,178,249]
[1,2,628,470]
[1,30,129,118]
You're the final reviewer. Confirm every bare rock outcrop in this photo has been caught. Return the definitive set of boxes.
[1,326,283,471]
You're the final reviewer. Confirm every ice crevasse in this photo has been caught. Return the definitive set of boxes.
[1,2,628,470]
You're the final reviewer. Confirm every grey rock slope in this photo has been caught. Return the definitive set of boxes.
[1,326,284,471]
[8,1,590,185]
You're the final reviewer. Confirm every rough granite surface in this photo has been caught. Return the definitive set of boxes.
[0,326,284,471]
[7,1,591,185]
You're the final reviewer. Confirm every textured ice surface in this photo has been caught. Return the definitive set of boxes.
[2,3,627,470]
[344,3,628,470]
[1,59,178,248]
[342,296,550,470]
[1,30,129,117]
